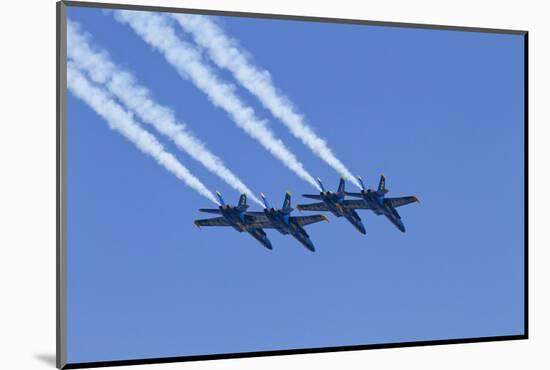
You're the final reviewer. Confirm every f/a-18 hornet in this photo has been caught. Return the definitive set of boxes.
[193,192,272,250]
[297,177,366,234]
[345,174,420,232]
[248,192,328,252]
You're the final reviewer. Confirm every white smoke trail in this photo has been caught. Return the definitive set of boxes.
[114,10,322,192]
[172,14,362,190]
[67,20,263,207]
[67,63,219,205]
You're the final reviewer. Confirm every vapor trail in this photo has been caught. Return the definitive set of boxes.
[114,10,321,191]
[172,14,362,189]
[67,64,219,205]
[67,20,262,206]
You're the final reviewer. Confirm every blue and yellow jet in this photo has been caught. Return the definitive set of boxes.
[246,192,328,252]
[345,175,420,232]
[193,192,273,250]
[297,177,367,234]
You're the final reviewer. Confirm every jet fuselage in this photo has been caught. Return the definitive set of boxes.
[195,193,273,250]
[321,192,366,234]
[356,190,405,232]
[262,208,315,251]
[218,205,248,232]
[319,192,346,217]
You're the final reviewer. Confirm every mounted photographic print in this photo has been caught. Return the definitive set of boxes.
[57,1,527,368]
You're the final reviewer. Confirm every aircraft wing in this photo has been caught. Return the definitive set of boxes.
[302,194,322,200]
[199,208,222,214]
[342,199,372,209]
[386,196,419,208]
[296,202,330,212]
[292,215,328,227]
[194,217,231,228]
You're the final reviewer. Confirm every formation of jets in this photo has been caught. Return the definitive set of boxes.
[193,175,419,252]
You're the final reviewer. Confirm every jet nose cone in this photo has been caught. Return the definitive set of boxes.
[398,222,406,232]
[264,239,273,250]
[358,225,366,235]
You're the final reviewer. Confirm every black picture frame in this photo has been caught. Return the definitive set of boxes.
[57,1,528,368]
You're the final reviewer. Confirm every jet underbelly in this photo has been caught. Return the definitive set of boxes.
[363,196,383,215]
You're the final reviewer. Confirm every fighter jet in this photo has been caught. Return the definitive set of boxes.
[193,192,273,250]
[297,177,366,234]
[247,192,328,252]
[345,174,419,232]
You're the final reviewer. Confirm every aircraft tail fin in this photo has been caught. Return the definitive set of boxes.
[237,194,249,211]
[260,193,270,209]
[216,191,225,205]
[238,194,247,207]
[317,177,326,192]
[357,176,366,191]
[378,174,387,193]
[282,192,294,213]
[337,177,346,194]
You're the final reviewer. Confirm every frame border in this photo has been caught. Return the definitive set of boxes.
[56,1,528,368]
[57,2,68,369]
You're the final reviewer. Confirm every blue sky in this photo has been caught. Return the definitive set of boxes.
[66,6,525,364]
